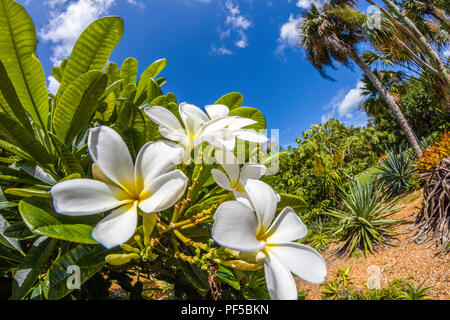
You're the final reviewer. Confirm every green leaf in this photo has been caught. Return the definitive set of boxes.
[122,127,145,161]
[229,107,266,130]
[18,197,96,244]
[276,193,308,214]
[147,78,163,104]
[216,265,240,290]
[44,244,113,300]
[53,71,107,145]
[178,259,209,294]
[57,16,124,99]
[120,57,138,85]
[0,0,49,129]
[0,59,32,132]
[0,165,41,184]
[0,214,23,253]
[135,58,167,105]
[12,237,57,300]
[0,113,53,168]
[215,92,243,111]
[5,188,51,198]
[51,66,61,83]
[49,133,85,176]
[104,62,121,86]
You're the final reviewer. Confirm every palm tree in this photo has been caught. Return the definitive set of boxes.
[299,2,423,157]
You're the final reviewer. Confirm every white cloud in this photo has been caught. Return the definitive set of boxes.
[39,0,116,66]
[276,14,303,53]
[443,47,450,59]
[222,1,252,49]
[126,0,145,8]
[337,81,365,118]
[321,81,368,127]
[211,45,233,55]
[47,76,60,94]
[295,0,323,9]
[288,0,323,9]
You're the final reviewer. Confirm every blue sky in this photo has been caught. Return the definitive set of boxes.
[19,0,369,147]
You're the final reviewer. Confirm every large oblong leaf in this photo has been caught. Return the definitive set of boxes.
[215,92,243,111]
[0,0,49,129]
[44,244,114,300]
[12,237,57,300]
[0,59,32,132]
[18,197,97,244]
[57,16,124,98]
[134,58,167,105]
[0,113,53,168]
[120,57,138,85]
[53,71,107,145]
[229,106,266,130]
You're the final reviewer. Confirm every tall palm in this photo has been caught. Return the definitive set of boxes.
[299,2,423,157]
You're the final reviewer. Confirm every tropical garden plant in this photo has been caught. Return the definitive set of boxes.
[325,180,402,256]
[377,147,418,196]
[0,0,325,300]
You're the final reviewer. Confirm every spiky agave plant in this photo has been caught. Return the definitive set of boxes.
[326,180,402,256]
[377,148,417,196]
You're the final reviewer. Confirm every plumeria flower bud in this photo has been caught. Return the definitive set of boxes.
[212,179,327,300]
[51,126,188,249]
[106,253,141,266]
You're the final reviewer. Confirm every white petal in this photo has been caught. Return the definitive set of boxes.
[212,201,265,252]
[144,106,183,132]
[240,162,266,182]
[228,117,257,131]
[264,249,298,300]
[179,102,209,123]
[135,141,184,191]
[92,202,138,249]
[208,133,236,151]
[159,127,186,142]
[265,207,307,243]
[233,129,268,144]
[138,170,188,213]
[267,242,327,284]
[200,117,235,137]
[211,169,232,191]
[234,192,253,209]
[180,103,208,136]
[215,149,240,186]
[51,179,128,216]
[244,180,277,233]
[88,126,135,193]
[205,104,229,119]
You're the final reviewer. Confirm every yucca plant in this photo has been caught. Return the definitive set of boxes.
[377,148,417,196]
[326,180,402,256]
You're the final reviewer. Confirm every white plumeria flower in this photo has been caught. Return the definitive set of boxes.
[51,126,188,249]
[212,179,326,300]
[212,149,280,207]
[211,149,266,194]
[144,103,268,157]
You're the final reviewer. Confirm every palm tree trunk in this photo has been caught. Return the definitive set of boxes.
[349,50,423,157]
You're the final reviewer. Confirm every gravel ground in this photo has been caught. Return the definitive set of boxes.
[296,190,450,300]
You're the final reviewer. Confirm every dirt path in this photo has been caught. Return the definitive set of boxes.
[296,190,450,300]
